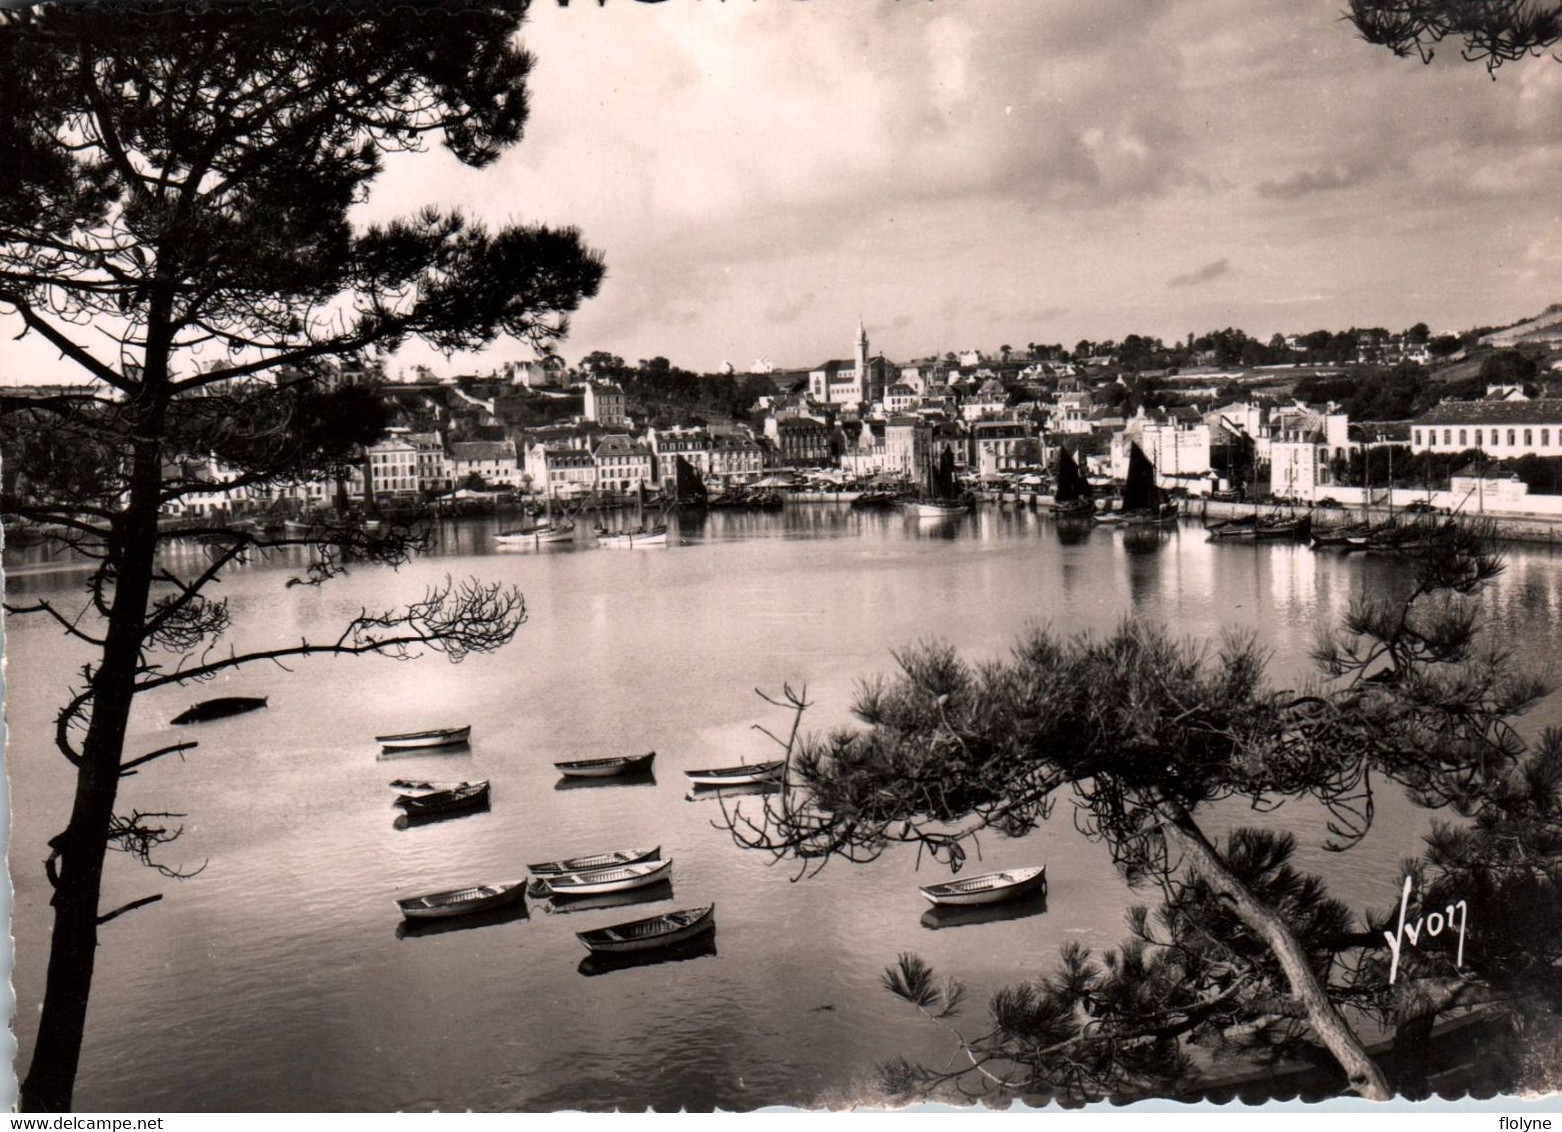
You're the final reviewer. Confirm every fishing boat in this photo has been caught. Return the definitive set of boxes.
[683,759,785,788]
[170,696,269,725]
[553,751,656,778]
[396,880,525,920]
[1047,447,1094,518]
[393,780,490,816]
[527,846,662,878]
[1206,518,1258,540]
[673,455,709,509]
[543,857,673,897]
[388,778,474,792]
[918,865,1047,907]
[576,904,716,955]
[904,448,971,517]
[376,725,471,751]
[495,518,575,546]
[595,524,668,549]
[1097,444,1177,526]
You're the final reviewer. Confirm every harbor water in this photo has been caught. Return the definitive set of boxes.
[7,507,1562,1110]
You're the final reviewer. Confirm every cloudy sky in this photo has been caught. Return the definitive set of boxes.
[7,0,1562,382]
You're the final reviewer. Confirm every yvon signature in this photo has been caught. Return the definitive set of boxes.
[1384,875,1469,985]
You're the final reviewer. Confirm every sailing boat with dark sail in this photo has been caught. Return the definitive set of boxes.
[1048,445,1093,518]
[905,447,970,517]
[672,455,708,509]
[1096,442,1177,526]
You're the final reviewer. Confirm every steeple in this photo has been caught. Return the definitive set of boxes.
[854,316,869,376]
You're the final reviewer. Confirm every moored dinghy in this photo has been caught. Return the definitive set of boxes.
[376,725,472,751]
[553,751,656,778]
[576,904,716,954]
[683,759,785,788]
[396,880,525,920]
[919,865,1047,907]
[393,780,490,816]
[527,846,661,877]
[543,857,673,897]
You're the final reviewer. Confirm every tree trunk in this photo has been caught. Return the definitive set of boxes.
[20,401,165,1112]
[1160,812,1395,1101]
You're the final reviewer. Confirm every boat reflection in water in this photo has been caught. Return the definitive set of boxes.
[554,770,657,792]
[919,890,1049,931]
[543,879,675,916]
[395,897,530,940]
[393,800,491,831]
[377,743,472,762]
[577,935,718,978]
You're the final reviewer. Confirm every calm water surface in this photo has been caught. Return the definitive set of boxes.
[7,507,1562,1110]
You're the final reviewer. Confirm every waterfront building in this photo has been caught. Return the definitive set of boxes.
[970,420,1039,475]
[839,420,887,477]
[362,437,420,500]
[403,431,452,495]
[528,445,597,499]
[1110,407,1212,488]
[1410,399,1562,459]
[708,434,766,484]
[583,381,628,427]
[593,433,654,493]
[647,427,713,489]
[1267,403,1349,501]
[774,417,834,468]
[884,417,931,480]
[448,439,521,489]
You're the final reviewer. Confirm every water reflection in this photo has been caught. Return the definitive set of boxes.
[554,770,657,792]
[393,800,492,831]
[1052,518,1093,546]
[378,742,472,761]
[684,782,782,803]
[394,898,531,940]
[576,936,719,978]
[919,890,1049,931]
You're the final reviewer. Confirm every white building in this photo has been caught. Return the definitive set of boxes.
[583,382,628,427]
[1411,400,1562,458]
[448,439,521,489]
[1267,403,1350,501]
[593,434,654,494]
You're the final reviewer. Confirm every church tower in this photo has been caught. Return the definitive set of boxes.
[854,317,870,403]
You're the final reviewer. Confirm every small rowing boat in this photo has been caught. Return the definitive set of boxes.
[527,846,661,877]
[918,865,1047,907]
[170,696,268,725]
[376,725,472,751]
[683,759,785,788]
[553,751,656,778]
[576,904,716,955]
[394,780,490,816]
[544,858,673,897]
[396,881,525,920]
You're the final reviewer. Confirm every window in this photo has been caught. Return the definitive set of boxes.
[1474,429,1483,446]
[1414,429,1422,446]
[1459,430,1467,446]
[1525,429,1534,447]
[1444,429,1452,446]
[1509,429,1517,446]
[1545,430,1552,448]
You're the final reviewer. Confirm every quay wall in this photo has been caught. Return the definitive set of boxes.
[1183,498,1562,548]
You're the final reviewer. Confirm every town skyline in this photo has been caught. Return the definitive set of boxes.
[4,1,1562,385]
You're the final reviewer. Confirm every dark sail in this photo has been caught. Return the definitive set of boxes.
[1123,442,1161,513]
[930,447,958,501]
[1055,446,1089,504]
[674,455,707,505]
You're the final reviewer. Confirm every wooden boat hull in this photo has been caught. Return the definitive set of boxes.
[528,846,661,877]
[684,760,785,787]
[577,904,716,955]
[170,696,269,725]
[905,501,969,517]
[554,751,656,778]
[377,725,472,750]
[597,529,668,548]
[395,781,489,815]
[544,858,673,896]
[397,881,524,920]
[496,522,574,545]
[919,865,1047,907]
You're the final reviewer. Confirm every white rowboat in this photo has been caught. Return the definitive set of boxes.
[576,904,716,954]
[918,865,1047,907]
[553,752,655,778]
[544,858,673,897]
[683,759,785,787]
[376,725,471,751]
[396,881,524,920]
[528,846,661,877]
